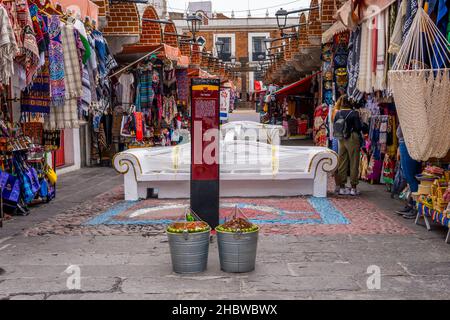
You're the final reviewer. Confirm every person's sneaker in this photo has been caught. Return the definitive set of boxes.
[350,188,360,196]
[395,206,412,215]
[402,211,417,219]
[338,188,350,196]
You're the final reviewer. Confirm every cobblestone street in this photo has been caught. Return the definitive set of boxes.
[1,167,449,300]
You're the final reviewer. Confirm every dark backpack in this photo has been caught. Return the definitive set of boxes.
[334,110,353,139]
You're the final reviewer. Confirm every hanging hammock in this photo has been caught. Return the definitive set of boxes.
[388,4,450,161]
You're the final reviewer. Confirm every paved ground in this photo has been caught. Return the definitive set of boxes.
[0,165,449,300]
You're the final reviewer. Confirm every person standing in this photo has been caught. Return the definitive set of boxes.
[395,125,422,219]
[333,96,362,196]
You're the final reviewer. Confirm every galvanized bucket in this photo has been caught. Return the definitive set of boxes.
[216,228,259,273]
[167,229,210,274]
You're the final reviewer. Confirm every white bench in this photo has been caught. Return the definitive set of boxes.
[113,140,338,200]
[221,121,286,144]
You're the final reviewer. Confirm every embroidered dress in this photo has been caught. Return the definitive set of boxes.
[47,15,65,106]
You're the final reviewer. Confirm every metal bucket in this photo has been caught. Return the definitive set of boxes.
[216,228,259,273]
[167,230,210,274]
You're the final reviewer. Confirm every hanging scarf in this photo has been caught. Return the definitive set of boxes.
[347,25,362,100]
[402,0,418,42]
[28,4,48,55]
[374,11,386,91]
[357,18,373,93]
[139,69,154,109]
[47,15,65,106]
[175,69,189,102]
[55,23,82,129]
[61,24,82,99]
[0,6,19,86]
[15,0,40,87]
[21,53,51,122]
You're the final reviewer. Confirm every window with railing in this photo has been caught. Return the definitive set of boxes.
[252,36,266,61]
[217,37,232,61]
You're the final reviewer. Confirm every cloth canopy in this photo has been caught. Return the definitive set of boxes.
[274,72,321,98]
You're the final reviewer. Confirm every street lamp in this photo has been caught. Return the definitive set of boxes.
[186,14,202,41]
[275,8,288,29]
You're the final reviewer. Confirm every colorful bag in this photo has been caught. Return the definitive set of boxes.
[45,165,57,185]
[0,171,21,204]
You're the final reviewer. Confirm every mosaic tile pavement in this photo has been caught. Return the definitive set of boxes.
[24,186,413,237]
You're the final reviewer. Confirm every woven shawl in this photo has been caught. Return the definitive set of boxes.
[47,15,65,106]
[15,0,40,87]
[53,23,82,129]
[21,54,51,122]
[0,6,19,86]
[139,69,154,109]
[347,25,362,100]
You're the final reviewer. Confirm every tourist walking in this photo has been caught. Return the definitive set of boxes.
[333,96,362,196]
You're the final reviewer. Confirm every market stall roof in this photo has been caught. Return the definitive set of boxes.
[322,20,347,43]
[274,72,321,97]
[117,44,188,66]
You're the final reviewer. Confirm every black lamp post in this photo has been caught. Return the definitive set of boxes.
[186,14,202,42]
[275,8,288,29]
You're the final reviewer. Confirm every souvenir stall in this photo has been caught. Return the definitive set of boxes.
[0,0,116,225]
[271,73,320,140]
[322,0,450,188]
[322,0,450,241]
[111,48,191,151]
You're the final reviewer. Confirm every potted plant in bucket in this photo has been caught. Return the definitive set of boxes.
[216,208,259,273]
[167,210,211,274]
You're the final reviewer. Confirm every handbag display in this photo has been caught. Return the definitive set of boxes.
[0,171,21,204]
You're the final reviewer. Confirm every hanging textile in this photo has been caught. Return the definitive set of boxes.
[402,0,418,41]
[47,15,65,106]
[16,0,40,87]
[389,6,450,161]
[175,69,189,103]
[347,25,362,100]
[0,5,19,86]
[56,22,82,129]
[138,68,154,109]
[20,54,51,122]
[118,73,134,107]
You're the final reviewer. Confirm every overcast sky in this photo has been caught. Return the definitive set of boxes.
[167,0,311,18]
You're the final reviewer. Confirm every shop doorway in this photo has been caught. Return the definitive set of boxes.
[55,130,65,167]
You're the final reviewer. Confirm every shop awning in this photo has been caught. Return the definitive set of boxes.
[119,44,185,65]
[274,72,321,97]
[322,21,347,43]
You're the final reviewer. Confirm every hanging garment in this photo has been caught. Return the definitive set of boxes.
[28,4,49,55]
[138,69,154,109]
[347,25,362,100]
[21,54,51,122]
[373,10,387,91]
[15,0,40,87]
[175,69,189,103]
[47,15,65,106]
[0,6,19,86]
[402,0,418,41]
[60,24,82,99]
[118,73,134,106]
[389,0,405,54]
[357,18,374,93]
